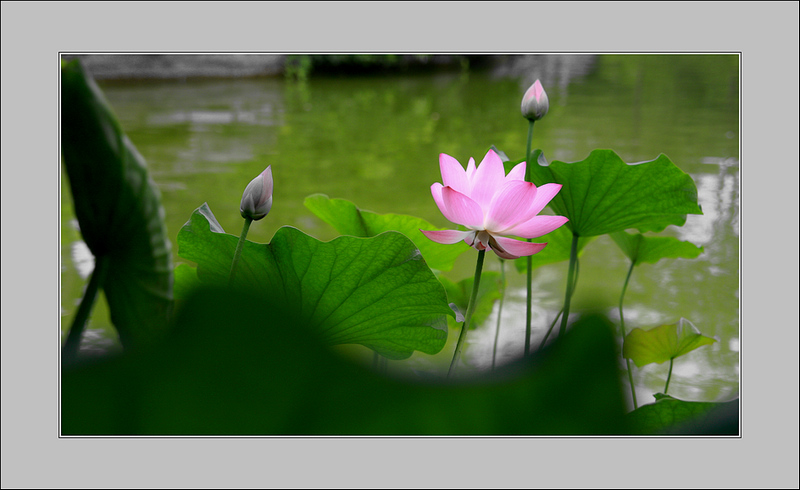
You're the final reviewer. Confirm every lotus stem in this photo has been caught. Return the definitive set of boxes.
[491,259,507,370]
[524,119,535,357]
[559,233,580,336]
[619,260,639,409]
[664,358,674,394]
[229,217,252,286]
[538,308,563,351]
[448,249,486,377]
[373,352,388,374]
[63,254,111,364]
[537,254,580,351]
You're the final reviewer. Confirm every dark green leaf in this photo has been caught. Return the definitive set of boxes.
[173,264,202,301]
[610,231,703,265]
[527,149,703,236]
[304,194,467,271]
[623,318,717,367]
[62,296,629,435]
[628,394,739,435]
[61,59,172,349]
[177,203,454,359]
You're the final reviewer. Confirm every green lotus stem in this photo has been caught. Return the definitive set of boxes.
[372,352,388,374]
[491,259,507,370]
[538,256,579,351]
[524,119,535,357]
[63,254,111,363]
[619,260,639,410]
[525,253,533,356]
[538,308,562,351]
[524,121,535,171]
[448,249,486,377]
[559,233,580,336]
[664,358,674,394]
[229,217,253,286]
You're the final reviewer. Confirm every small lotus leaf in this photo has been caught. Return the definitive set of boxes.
[623,318,717,367]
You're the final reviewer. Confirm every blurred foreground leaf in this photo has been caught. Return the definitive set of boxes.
[62,290,630,435]
[177,203,453,360]
[61,59,172,350]
[304,194,467,271]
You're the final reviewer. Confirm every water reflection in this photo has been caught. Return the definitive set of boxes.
[78,328,120,357]
[148,109,277,127]
[680,162,740,247]
[490,54,598,95]
[69,230,94,280]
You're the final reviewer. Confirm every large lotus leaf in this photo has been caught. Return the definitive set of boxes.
[623,318,717,367]
[439,271,504,330]
[61,59,172,349]
[303,194,467,271]
[177,203,454,359]
[610,231,703,265]
[495,150,597,272]
[527,149,703,236]
[62,294,629,435]
[628,394,739,435]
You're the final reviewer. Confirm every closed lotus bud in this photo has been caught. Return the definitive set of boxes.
[240,166,273,220]
[521,79,549,121]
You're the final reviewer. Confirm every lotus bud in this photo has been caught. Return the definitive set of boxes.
[521,79,549,121]
[240,166,273,220]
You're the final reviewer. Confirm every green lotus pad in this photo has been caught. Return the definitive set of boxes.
[527,149,703,237]
[611,231,702,265]
[176,203,455,359]
[623,318,717,367]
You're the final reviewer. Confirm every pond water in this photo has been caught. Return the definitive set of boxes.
[60,54,740,409]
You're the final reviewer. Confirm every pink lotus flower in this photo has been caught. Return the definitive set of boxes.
[420,150,568,260]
